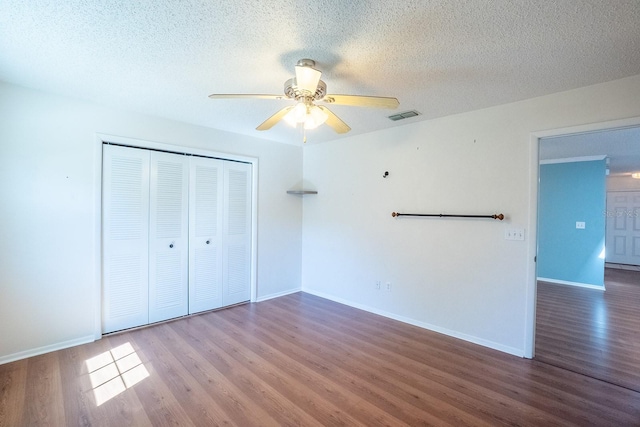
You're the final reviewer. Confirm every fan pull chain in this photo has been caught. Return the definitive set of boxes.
[303,127,307,143]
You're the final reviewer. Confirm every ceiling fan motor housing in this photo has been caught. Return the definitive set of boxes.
[296,58,316,68]
[284,78,327,101]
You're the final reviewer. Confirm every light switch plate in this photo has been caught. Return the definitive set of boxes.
[505,228,525,241]
[576,221,586,229]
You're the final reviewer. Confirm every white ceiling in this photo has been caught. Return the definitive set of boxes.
[1,1,639,146]
[539,126,640,176]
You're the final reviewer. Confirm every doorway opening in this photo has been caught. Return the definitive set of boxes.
[529,119,640,391]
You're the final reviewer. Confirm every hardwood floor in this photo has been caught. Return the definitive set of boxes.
[2,292,640,426]
[535,267,640,392]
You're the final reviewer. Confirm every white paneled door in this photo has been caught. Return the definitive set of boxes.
[148,152,189,323]
[223,161,252,306]
[606,191,640,266]
[102,144,252,334]
[102,145,150,333]
[188,157,224,314]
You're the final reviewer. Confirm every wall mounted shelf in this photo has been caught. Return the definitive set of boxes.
[286,190,318,195]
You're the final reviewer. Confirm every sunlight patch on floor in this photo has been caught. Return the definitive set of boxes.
[85,342,149,406]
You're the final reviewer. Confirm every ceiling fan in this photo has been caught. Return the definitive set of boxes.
[208,59,399,138]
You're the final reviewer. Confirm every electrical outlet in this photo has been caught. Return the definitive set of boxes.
[375,281,381,290]
[386,282,391,291]
[576,221,586,229]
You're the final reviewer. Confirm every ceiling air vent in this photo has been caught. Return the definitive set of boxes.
[388,110,420,121]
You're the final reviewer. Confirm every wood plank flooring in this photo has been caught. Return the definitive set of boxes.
[535,267,640,392]
[2,292,640,426]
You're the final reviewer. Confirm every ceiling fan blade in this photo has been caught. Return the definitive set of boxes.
[208,94,287,100]
[256,106,294,131]
[317,106,351,134]
[321,94,399,109]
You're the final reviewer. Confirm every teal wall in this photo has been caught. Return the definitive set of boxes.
[538,159,606,287]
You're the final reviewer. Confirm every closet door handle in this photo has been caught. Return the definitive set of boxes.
[169,243,174,248]
[206,240,210,245]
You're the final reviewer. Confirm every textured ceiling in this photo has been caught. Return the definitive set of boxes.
[1,1,639,145]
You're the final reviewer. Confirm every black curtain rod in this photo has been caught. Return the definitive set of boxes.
[392,212,504,220]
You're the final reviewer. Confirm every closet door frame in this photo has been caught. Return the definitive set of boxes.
[94,133,258,339]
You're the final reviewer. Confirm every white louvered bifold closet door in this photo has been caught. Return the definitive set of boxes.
[103,144,252,333]
[148,152,189,323]
[188,157,224,314]
[223,161,252,306]
[102,145,150,334]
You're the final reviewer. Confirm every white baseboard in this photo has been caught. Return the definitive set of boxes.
[537,277,605,290]
[0,335,96,365]
[605,263,640,271]
[301,288,524,358]
[255,287,301,303]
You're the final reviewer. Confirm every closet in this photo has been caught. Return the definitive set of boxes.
[102,144,251,334]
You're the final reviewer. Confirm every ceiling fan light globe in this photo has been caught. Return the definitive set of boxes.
[304,106,329,129]
[283,102,308,127]
[304,119,320,130]
[282,113,297,127]
[295,65,322,93]
[292,102,307,121]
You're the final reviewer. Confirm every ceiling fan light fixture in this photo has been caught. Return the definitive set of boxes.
[282,102,328,129]
[283,102,307,126]
[209,58,398,137]
[631,172,640,179]
[295,62,322,93]
[304,105,329,129]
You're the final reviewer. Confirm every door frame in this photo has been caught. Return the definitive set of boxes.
[524,116,640,358]
[93,133,259,340]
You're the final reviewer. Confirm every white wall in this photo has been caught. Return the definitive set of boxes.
[0,82,303,363]
[302,74,640,357]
